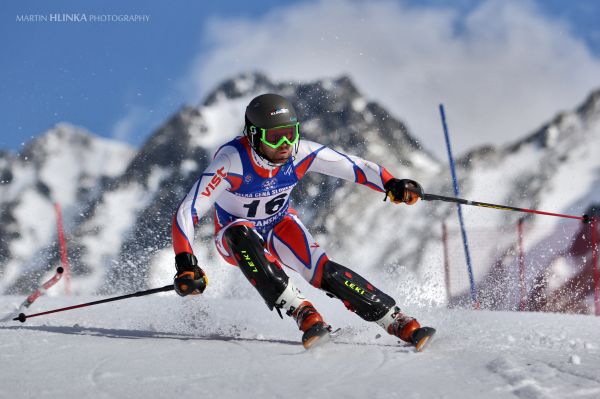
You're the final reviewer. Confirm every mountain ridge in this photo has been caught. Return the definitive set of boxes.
[1,73,598,314]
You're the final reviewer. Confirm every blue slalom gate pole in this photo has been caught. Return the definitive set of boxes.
[439,104,479,308]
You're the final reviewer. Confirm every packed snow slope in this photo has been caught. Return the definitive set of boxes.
[1,291,599,399]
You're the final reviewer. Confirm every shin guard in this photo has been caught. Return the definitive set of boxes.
[320,260,396,321]
[224,225,289,310]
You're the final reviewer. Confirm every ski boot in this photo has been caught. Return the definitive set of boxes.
[291,301,331,349]
[386,307,435,352]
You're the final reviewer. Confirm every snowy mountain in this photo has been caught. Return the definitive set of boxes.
[0,73,598,315]
[0,124,134,294]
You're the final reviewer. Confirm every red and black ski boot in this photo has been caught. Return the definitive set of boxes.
[386,307,435,352]
[291,301,331,349]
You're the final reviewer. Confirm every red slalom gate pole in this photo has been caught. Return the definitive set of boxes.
[1,267,66,322]
[54,203,71,295]
[23,267,64,308]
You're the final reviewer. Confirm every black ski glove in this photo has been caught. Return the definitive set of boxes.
[384,178,424,205]
[174,253,208,296]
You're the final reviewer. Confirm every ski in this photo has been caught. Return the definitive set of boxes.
[411,327,436,352]
[0,267,64,322]
[331,327,436,352]
[302,324,336,350]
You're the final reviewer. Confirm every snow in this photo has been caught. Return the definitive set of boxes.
[180,159,199,177]
[408,151,440,174]
[547,257,576,291]
[77,184,148,292]
[1,293,599,398]
[192,96,254,152]
[145,166,171,193]
[10,189,55,259]
[36,123,135,208]
[0,187,58,294]
[539,134,599,214]
[569,355,582,365]
[0,160,36,202]
[352,97,368,112]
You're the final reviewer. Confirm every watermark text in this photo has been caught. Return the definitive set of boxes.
[16,13,151,23]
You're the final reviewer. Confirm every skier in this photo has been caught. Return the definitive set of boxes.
[172,93,435,350]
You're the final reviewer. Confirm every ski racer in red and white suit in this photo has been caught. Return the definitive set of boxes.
[172,93,434,350]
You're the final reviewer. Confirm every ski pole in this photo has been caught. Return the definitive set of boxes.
[14,284,175,323]
[422,193,590,223]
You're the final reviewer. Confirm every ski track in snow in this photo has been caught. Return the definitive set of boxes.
[487,355,600,399]
[1,296,599,399]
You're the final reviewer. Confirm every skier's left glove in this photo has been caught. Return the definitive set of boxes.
[384,178,424,205]
[174,253,208,296]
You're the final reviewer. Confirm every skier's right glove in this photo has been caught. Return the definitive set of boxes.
[384,178,424,205]
[174,253,208,296]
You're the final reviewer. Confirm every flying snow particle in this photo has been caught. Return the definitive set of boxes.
[569,355,581,365]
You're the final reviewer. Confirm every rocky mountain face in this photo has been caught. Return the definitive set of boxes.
[1,74,598,314]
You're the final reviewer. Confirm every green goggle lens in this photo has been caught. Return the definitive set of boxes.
[259,123,300,149]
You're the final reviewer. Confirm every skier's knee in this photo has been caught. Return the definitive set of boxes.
[224,225,289,309]
[320,260,395,321]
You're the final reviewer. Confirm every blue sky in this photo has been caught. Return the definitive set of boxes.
[2,0,600,156]
[0,0,305,149]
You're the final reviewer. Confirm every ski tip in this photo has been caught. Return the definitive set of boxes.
[302,323,333,350]
[303,330,333,350]
[415,336,431,352]
[303,335,323,350]
[412,327,436,352]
